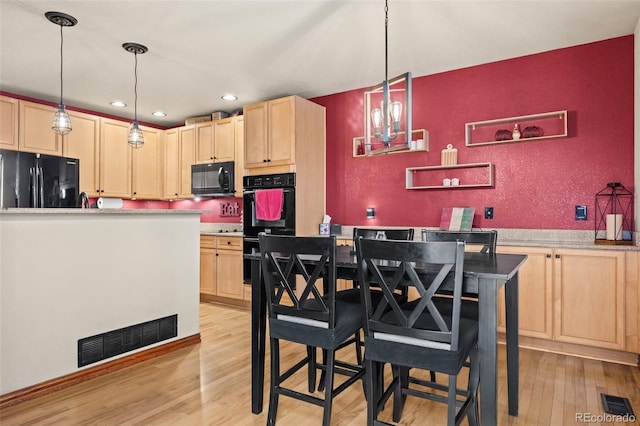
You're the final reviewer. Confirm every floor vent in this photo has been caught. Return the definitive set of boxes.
[78,314,177,367]
[600,393,635,417]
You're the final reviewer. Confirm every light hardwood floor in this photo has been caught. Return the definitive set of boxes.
[1,302,639,425]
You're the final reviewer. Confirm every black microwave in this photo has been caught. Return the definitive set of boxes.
[191,161,235,196]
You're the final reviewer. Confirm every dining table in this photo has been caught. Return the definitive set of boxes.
[247,244,528,425]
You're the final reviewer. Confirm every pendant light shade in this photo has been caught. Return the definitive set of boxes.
[46,11,77,136]
[123,42,148,148]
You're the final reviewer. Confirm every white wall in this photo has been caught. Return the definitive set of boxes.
[0,211,201,394]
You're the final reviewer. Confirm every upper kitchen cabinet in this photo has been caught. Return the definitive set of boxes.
[99,118,132,198]
[179,125,196,198]
[0,96,18,150]
[164,129,179,199]
[234,116,244,197]
[132,126,163,199]
[195,119,235,164]
[18,101,61,155]
[62,111,100,197]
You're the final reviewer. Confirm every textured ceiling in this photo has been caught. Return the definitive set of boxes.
[1,0,639,127]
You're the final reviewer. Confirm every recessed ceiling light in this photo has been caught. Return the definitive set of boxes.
[222,94,237,101]
[152,111,167,117]
[110,100,126,107]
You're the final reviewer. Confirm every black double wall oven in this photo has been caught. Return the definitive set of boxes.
[243,172,296,283]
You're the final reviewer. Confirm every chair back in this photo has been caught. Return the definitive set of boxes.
[421,229,497,254]
[353,227,414,244]
[259,233,337,328]
[356,237,466,351]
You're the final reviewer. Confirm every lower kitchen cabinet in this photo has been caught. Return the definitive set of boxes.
[497,246,634,359]
[200,236,247,305]
[337,237,354,291]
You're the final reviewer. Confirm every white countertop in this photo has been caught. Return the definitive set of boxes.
[0,208,210,215]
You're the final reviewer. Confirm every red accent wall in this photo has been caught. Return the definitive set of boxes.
[312,36,635,230]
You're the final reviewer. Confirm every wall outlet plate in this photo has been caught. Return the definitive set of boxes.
[575,205,587,220]
[484,207,494,220]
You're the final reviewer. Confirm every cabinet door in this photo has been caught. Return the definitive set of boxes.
[553,249,625,350]
[62,111,100,197]
[216,248,244,299]
[164,129,179,199]
[99,118,132,198]
[132,127,163,199]
[195,122,213,163]
[0,96,18,150]
[233,116,244,197]
[18,101,62,155]
[243,102,268,168]
[213,117,235,162]
[497,246,553,340]
[200,247,217,296]
[179,126,195,198]
[267,96,295,166]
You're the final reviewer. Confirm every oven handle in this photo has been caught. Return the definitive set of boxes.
[243,188,294,195]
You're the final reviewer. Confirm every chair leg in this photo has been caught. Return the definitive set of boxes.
[322,350,336,426]
[365,358,377,426]
[267,337,280,426]
[467,347,481,426]
[307,346,316,392]
[392,365,408,423]
[355,330,363,365]
[447,374,458,426]
[430,370,436,382]
[318,348,328,392]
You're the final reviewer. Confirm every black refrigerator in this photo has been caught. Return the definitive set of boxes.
[0,149,80,208]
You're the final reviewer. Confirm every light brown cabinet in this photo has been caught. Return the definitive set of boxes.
[498,246,632,356]
[200,236,245,302]
[62,111,100,197]
[132,127,163,199]
[163,129,179,199]
[0,96,18,150]
[195,119,235,164]
[234,116,244,198]
[99,118,132,198]
[18,101,61,155]
[179,125,195,198]
[244,96,295,169]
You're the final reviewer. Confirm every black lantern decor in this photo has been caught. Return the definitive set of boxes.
[594,182,633,245]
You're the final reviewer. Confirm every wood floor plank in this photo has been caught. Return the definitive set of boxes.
[1,302,638,425]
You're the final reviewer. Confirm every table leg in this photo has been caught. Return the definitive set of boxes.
[478,278,498,425]
[251,257,266,414]
[505,273,520,416]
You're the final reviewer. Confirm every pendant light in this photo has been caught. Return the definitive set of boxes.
[363,0,412,155]
[46,11,77,136]
[123,42,148,148]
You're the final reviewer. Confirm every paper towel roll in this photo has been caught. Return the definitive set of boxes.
[606,214,623,240]
[97,197,123,209]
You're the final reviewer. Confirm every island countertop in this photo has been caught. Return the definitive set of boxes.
[0,208,210,215]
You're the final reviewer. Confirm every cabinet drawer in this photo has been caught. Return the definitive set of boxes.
[200,236,216,249]
[217,236,242,250]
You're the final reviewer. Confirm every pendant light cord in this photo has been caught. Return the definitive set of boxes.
[59,24,64,105]
[384,0,388,83]
[134,52,138,122]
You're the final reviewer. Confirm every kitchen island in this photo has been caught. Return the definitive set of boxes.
[0,209,204,400]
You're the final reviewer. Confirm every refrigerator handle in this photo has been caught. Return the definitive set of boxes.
[38,166,44,208]
[30,166,37,207]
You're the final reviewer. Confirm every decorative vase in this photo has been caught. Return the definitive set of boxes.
[512,124,521,140]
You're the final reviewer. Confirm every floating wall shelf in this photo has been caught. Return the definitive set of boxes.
[406,162,493,190]
[465,110,567,147]
[353,129,428,157]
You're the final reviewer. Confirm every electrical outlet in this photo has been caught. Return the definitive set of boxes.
[484,207,494,220]
[575,205,587,220]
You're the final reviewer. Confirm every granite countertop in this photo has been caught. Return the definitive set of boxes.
[200,231,244,237]
[0,208,210,214]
